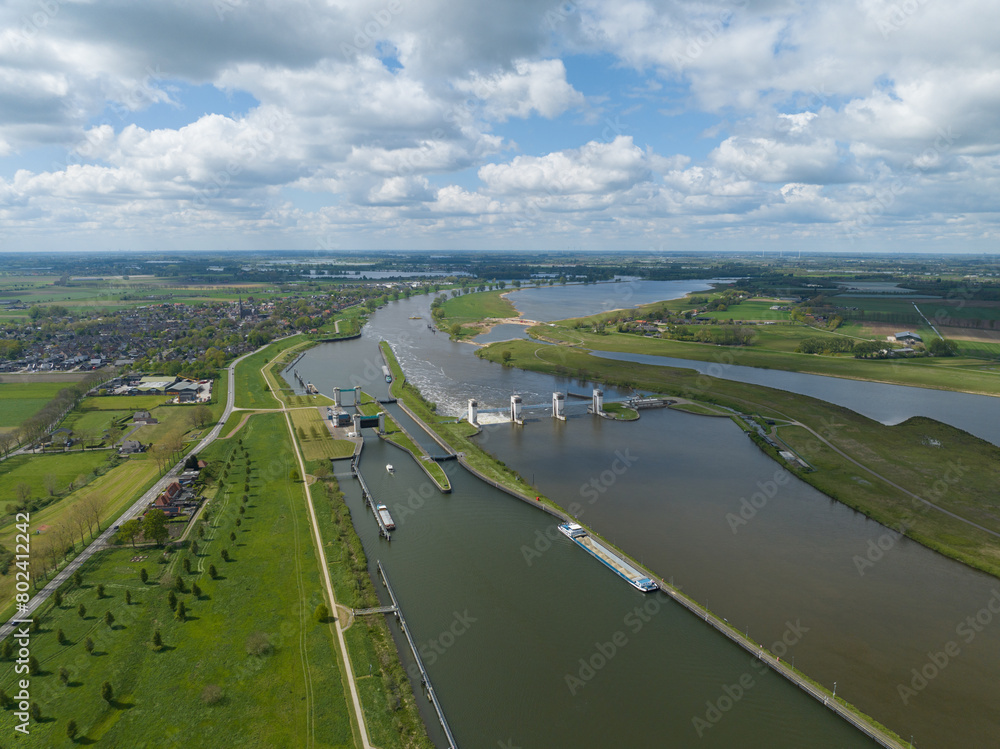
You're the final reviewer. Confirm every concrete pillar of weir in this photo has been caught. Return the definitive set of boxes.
[378,412,385,435]
[592,388,604,414]
[468,399,478,425]
[510,394,522,424]
[333,387,341,406]
[552,392,565,420]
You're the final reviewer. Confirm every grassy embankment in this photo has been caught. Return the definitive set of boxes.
[260,340,335,409]
[0,412,363,747]
[379,342,552,509]
[436,289,518,339]
[531,313,1000,395]
[478,338,1000,579]
[233,335,308,410]
[289,433,434,748]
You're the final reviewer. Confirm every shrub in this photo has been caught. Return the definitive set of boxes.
[245,631,271,656]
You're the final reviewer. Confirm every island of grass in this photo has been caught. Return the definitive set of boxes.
[434,288,519,339]
[601,402,639,421]
[477,337,1000,581]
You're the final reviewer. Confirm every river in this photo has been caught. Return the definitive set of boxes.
[291,287,1000,748]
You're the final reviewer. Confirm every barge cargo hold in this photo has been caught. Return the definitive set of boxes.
[557,523,658,593]
[377,504,396,530]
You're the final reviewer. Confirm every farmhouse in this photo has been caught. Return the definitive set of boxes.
[888,331,923,344]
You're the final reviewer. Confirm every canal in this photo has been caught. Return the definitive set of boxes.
[291,289,999,748]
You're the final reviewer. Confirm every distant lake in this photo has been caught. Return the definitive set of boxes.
[507,279,724,321]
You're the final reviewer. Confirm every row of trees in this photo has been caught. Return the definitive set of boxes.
[0,371,109,456]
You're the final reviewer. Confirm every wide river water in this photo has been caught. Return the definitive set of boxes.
[291,285,1000,748]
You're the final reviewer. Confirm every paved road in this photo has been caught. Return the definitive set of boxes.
[0,349,251,639]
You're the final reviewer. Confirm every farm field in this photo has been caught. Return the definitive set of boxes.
[58,408,131,437]
[131,406,201,446]
[0,451,111,510]
[80,395,171,411]
[0,457,161,619]
[530,322,1000,394]
[697,298,792,321]
[0,381,68,430]
[0,413,356,747]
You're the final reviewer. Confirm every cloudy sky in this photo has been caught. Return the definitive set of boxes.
[1,0,997,253]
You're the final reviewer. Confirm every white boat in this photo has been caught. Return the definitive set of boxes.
[386,464,395,473]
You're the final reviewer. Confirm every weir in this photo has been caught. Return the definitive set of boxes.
[378,562,459,749]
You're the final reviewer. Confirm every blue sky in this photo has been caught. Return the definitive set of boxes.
[0,0,998,253]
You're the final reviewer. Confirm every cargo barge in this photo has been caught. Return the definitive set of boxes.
[557,523,657,592]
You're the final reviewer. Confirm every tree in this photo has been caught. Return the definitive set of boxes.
[78,603,87,619]
[67,719,78,740]
[208,564,218,579]
[30,702,41,722]
[220,549,229,562]
[54,589,63,607]
[73,570,82,587]
[139,567,148,584]
[96,583,105,598]
[28,655,40,675]
[152,629,163,649]
[190,405,212,428]
[928,337,959,356]
[69,504,89,546]
[191,540,199,555]
[192,582,201,598]
[176,600,187,621]
[117,518,141,548]
[84,637,94,654]
[0,689,10,709]
[59,666,70,684]
[57,628,68,645]
[44,473,59,496]
[142,509,169,546]
[167,591,177,611]
[104,611,115,629]
[14,482,31,507]
[314,603,329,623]
[182,557,191,574]
[0,640,11,660]
[125,589,132,605]
[101,681,113,704]
[81,493,103,539]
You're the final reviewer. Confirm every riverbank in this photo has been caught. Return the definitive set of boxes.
[531,318,1000,397]
[477,338,1000,582]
